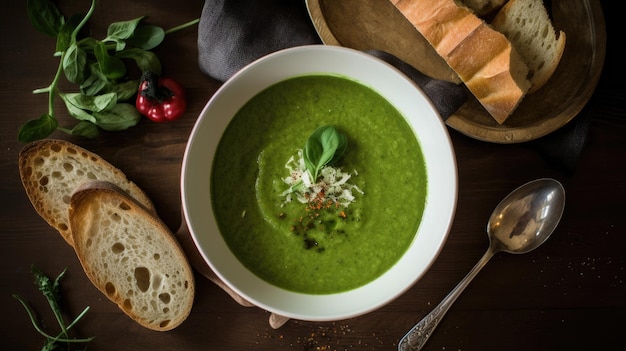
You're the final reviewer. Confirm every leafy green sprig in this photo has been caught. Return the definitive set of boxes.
[13,266,94,351]
[304,125,348,182]
[19,0,199,142]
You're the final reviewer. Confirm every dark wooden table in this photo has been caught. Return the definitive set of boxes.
[2,1,624,350]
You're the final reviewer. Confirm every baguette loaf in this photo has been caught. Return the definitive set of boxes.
[390,0,531,124]
[491,0,566,93]
[19,139,155,245]
[68,181,195,331]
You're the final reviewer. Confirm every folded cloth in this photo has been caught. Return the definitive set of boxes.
[198,0,321,82]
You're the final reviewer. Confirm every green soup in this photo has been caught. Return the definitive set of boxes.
[211,75,426,294]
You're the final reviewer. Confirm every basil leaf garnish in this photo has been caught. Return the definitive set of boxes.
[303,126,347,182]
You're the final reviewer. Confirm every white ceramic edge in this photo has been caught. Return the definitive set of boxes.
[181,45,458,321]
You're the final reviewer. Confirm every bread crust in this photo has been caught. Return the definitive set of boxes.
[390,0,531,124]
[69,181,194,331]
[18,139,155,245]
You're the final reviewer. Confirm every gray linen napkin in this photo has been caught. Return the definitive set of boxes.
[198,0,321,82]
[197,0,588,173]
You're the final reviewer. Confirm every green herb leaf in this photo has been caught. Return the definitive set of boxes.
[127,24,166,50]
[303,126,347,181]
[60,121,100,138]
[77,37,99,51]
[117,48,162,75]
[108,79,140,101]
[93,103,141,131]
[80,63,110,96]
[32,266,64,306]
[105,16,144,41]
[55,14,82,54]
[18,114,58,142]
[63,43,87,84]
[63,100,96,123]
[14,266,94,350]
[27,0,65,37]
[62,92,118,112]
[95,41,127,80]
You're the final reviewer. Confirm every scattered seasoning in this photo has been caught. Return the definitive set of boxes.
[279,148,363,251]
[254,321,396,350]
[281,150,363,208]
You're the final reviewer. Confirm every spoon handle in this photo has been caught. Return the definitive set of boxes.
[398,248,495,351]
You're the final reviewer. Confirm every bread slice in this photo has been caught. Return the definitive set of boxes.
[491,0,566,93]
[390,0,531,124]
[19,139,155,245]
[68,181,195,331]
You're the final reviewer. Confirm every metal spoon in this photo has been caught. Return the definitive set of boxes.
[398,178,566,351]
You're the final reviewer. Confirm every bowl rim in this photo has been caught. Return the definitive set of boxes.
[181,45,458,321]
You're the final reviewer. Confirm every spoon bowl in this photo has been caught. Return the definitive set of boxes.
[489,178,566,254]
[398,178,565,351]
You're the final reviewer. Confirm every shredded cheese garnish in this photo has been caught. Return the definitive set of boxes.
[280,149,363,207]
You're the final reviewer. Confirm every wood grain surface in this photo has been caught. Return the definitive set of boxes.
[1,1,624,350]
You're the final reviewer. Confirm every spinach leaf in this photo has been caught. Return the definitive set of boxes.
[80,62,110,96]
[108,79,140,101]
[95,41,127,79]
[107,17,144,40]
[55,14,82,54]
[63,43,87,83]
[93,103,141,131]
[62,92,118,112]
[103,17,144,51]
[77,36,99,51]
[303,126,348,181]
[61,97,96,123]
[18,114,58,142]
[117,48,162,75]
[60,121,100,138]
[27,0,65,37]
[127,24,166,50]
[61,92,120,127]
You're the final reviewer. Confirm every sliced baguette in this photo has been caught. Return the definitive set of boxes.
[491,0,566,93]
[390,0,531,124]
[68,181,195,331]
[19,139,155,245]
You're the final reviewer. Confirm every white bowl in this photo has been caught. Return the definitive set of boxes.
[181,45,457,321]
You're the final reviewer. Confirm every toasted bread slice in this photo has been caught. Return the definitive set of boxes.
[19,139,155,245]
[69,181,194,331]
[491,0,566,93]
